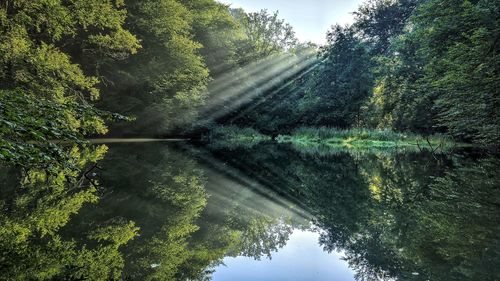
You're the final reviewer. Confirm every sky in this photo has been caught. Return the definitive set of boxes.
[217,0,365,45]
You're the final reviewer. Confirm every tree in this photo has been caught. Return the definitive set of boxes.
[301,25,373,128]
[97,0,211,136]
[353,0,423,55]
[233,9,298,64]
[360,0,500,144]
[414,0,500,145]
[0,0,139,166]
[180,0,243,76]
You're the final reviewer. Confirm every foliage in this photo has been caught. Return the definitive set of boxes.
[0,0,139,166]
[414,0,500,145]
[207,125,271,149]
[209,43,318,133]
[96,0,211,136]
[300,25,373,128]
[0,145,140,281]
[353,0,423,55]
[1,0,286,149]
[232,9,298,64]
[180,0,244,76]
[217,0,499,147]
[362,0,500,145]
[0,89,129,167]
[98,1,299,137]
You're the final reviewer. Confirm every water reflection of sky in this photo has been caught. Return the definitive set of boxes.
[213,230,355,281]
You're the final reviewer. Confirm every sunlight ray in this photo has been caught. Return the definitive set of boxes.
[199,55,318,123]
[204,55,304,109]
[230,60,320,122]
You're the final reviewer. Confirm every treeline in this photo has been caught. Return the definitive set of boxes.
[0,0,307,166]
[224,0,499,146]
[2,0,498,166]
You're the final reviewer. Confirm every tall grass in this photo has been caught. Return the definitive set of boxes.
[206,126,271,149]
[209,125,271,141]
[276,127,455,150]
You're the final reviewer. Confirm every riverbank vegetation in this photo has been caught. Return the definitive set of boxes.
[219,0,499,148]
[208,125,457,152]
[208,126,271,142]
[0,1,499,280]
[276,127,454,149]
[0,0,313,167]
[205,125,271,149]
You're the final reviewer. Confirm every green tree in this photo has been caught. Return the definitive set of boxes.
[180,0,243,76]
[98,0,210,136]
[301,25,373,128]
[414,0,500,145]
[233,9,298,64]
[361,0,499,144]
[353,0,423,55]
[0,0,140,165]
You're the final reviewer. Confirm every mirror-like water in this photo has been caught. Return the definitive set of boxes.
[213,230,354,281]
[1,142,499,280]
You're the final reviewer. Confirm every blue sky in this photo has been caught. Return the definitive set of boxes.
[217,0,365,45]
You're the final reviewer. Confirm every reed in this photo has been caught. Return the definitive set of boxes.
[276,127,456,150]
[207,126,271,149]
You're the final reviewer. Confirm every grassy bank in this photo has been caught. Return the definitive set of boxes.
[208,126,465,152]
[206,126,271,149]
[276,127,457,150]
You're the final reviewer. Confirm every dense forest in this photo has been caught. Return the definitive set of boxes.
[1,0,498,168]
[223,0,500,147]
[0,0,309,166]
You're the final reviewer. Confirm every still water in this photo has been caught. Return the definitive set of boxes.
[1,142,499,280]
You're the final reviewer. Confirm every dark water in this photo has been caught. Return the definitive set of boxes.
[1,142,500,280]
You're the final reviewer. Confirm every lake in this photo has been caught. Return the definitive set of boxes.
[1,141,499,280]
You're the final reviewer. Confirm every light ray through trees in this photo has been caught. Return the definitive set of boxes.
[196,49,318,126]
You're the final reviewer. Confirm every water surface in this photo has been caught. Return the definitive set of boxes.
[1,142,499,280]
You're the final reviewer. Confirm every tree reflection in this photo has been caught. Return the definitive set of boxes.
[2,142,499,281]
[0,145,139,280]
[208,144,500,280]
[231,215,292,260]
[324,154,500,281]
[58,143,299,280]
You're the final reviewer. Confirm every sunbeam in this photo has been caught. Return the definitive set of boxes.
[229,60,320,122]
[196,48,318,125]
